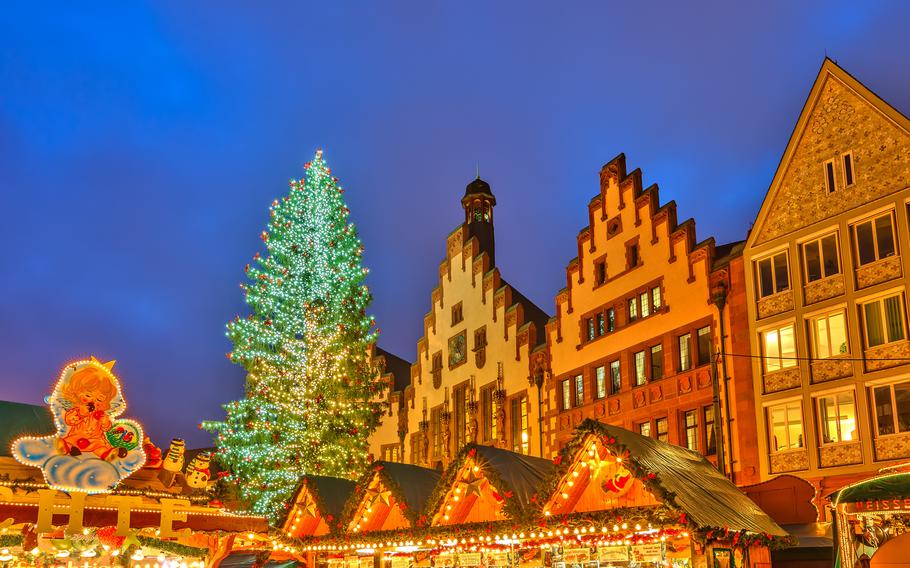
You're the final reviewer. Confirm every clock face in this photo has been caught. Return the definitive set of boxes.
[448,331,467,368]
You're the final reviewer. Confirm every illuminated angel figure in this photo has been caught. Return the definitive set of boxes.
[12,357,146,493]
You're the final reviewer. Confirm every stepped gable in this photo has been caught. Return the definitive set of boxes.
[548,153,731,342]
[750,58,910,247]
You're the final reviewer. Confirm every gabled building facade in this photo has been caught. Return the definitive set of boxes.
[744,59,910,500]
[368,178,551,468]
[543,155,760,484]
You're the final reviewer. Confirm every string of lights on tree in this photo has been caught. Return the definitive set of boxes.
[203,150,386,521]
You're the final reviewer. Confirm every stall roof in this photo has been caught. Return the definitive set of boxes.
[471,445,555,514]
[376,461,441,518]
[0,401,54,456]
[828,471,910,504]
[566,420,788,536]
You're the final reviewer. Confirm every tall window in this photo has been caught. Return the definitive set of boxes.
[802,233,840,283]
[704,405,717,454]
[756,251,790,299]
[638,421,651,438]
[561,379,571,411]
[607,308,616,332]
[382,444,400,462]
[454,385,467,448]
[431,407,443,459]
[628,298,638,322]
[768,402,804,452]
[411,434,422,464]
[817,392,857,444]
[651,286,662,311]
[474,327,487,350]
[678,333,692,372]
[810,311,848,358]
[761,324,797,373]
[650,344,664,380]
[640,292,650,318]
[511,396,529,454]
[595,365,607,399]
[697,326,713,366]
[609,360,621,395]
[842,152,855,187]
[574,374,584,407]
[824,159,836,193]
[872,381,910,436]
[628,243,639,268]
[634,351,646,386]
[854,212,896,266]
[585,318,595,342]
[451,302,463,325]
[862,293,906,348]
[481,384,497,442]
[596,312,606,336]
[655,417,668,442]
[595,261,606,285]
[682,410,698,451]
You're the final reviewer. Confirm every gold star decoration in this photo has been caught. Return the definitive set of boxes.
[299,494,319,519]
[364,486,393,508]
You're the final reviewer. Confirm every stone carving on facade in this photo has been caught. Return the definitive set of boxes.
[467,375,479,444]
[864,340,910,372]
[856,255,903,289]
[769,449,810,474]
[810,356,853,383]
[755,76,910,245]
[696,369,712,390]
[874,432,910,461]
[757,290,795,320]
[649,385,663,403]
[679,375,692,394]
[803,274,845,305]
[632,389,646,409]
[608,399,620,416]
[819,442,863,468]
[494,363,507,447]
[763,367,802,394]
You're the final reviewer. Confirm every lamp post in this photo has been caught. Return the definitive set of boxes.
[711,281,734,479]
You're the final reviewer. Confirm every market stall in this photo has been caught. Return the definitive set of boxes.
[0,358,271,567]
[829,467,910,567]
[291,419,790,568]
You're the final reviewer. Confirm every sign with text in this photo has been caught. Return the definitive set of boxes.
[561,548,591,563]
[597,545,629,562]
[631,543,663,562]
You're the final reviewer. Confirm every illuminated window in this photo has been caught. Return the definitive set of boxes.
[678,333,692,372]
[862,293,906,348]
[697,326,712,366]
[480,384,498,442]
[431,407,443,459]
[756,251,790,299]
[607,308,616,332]
[628,298,638,322]
[574,374,584,407]
[650,344,663,380]
[655,417,668,442]
[802,233,840,283]
[817,392,856,445]
[634,351,646,386]
[609,360,621,395]
[585,318,595,341]
[640,292,650,318]
[853,212,896,266]
[381,444,400,462]
[595,365,607,399]
[810,311,848,358]
[768,401,803,452]
[510,395,530,454]
[704,405,717,454]
[651,286,662,311]
[761,324,796,373]
[872,381,910,436]
[683,410,698,451]
[454,385,467,449]
[561,379,571,411]
[638,421,651,438]
[596,312,605,336]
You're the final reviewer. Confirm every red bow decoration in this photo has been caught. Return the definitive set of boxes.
[553,455,563,465]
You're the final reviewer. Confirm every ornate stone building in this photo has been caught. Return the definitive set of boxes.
[368,178,551,468]
[542,154,761,485]
[743,59,910,501]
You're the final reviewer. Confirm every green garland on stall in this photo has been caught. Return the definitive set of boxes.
[136,535,208,558]
[0,534,24,548]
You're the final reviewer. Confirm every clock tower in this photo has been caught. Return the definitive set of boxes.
[461,176,496,266]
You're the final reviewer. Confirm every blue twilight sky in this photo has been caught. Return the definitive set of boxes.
[2,2,909,447]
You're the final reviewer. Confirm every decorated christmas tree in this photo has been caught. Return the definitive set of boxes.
[204,150,386,520]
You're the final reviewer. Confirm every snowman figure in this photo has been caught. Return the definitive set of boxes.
[183,453,211,491]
